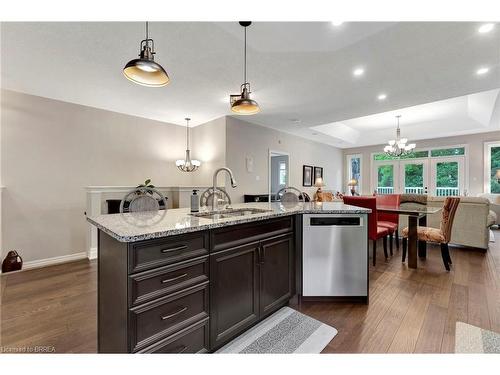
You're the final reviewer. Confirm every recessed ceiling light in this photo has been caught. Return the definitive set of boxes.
[476,67,490,75]
[331,21,344,26]
[353,68,365,77]
[377,93,387,101]
[478,23,495,34]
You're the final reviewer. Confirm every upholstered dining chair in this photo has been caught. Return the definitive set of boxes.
[401,197,460,271]
[376,194,401,256]
[343,196,390,266]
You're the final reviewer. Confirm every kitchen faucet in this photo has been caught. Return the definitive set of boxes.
[212,167,237,212]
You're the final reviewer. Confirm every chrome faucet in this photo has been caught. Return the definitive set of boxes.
[212,167,237,212]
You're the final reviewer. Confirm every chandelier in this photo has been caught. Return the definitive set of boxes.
[383,115,416,157]
[176,118,201,172]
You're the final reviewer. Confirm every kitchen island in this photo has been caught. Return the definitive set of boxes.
[87,202,370,353]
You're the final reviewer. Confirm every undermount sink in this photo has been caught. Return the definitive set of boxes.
[191,208,272,219]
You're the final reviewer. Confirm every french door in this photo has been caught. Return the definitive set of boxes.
[429,157,465,196]
[373,156,464,196]
[373,161,398,194]
[399,159,429,195]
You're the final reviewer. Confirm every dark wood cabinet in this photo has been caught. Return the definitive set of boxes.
[259,234,293,317]
[209,227,295,350]
[98,215,296,353]
[209,243,260,349]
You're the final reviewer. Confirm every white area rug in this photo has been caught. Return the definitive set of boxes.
[216,306,337,354]
[455,322,500,353]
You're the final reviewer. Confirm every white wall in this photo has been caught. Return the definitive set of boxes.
[226,117,343,202]
[0,90,226,264]
[343,131,500,196]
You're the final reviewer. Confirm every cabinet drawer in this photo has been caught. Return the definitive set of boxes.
[139,318,209,353]
[129,256,209,306]
[211,216,293,252]
[129,232,209,273]
[130,283,209,352]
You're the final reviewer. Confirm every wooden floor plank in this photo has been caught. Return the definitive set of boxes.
[414,303,447,353]
[387,283,434,353]
[440,283,468,353]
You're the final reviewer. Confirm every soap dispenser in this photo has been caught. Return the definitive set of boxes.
[191,189,200,213]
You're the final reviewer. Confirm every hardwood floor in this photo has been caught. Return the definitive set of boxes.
[1,231,499,353]
[0,260,97,353]
[296,231,500,353]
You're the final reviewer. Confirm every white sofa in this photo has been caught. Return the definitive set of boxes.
[477,193,500,225]
[398,196,491,251]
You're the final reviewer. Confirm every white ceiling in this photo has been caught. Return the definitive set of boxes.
[1,22,500,148]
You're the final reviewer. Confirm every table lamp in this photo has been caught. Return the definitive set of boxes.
[314,177,325,194]
[496,170,500,183]
[348,178,358,196]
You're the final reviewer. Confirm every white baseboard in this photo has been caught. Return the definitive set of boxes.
[88,247,98,260]
[3,252,89,274]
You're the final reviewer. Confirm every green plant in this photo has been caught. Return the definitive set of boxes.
[136,179,155,195]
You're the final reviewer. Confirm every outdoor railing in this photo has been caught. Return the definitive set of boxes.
[435,187,460,196]
[404,187,425,194]
[376,187,459,196]
[376,187,395,195]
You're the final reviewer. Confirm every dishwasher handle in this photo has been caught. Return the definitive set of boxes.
[309,217,361,226]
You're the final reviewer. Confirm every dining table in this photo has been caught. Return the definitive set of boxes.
[377,204,442,269]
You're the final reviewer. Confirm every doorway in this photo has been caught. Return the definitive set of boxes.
[269,150,290,201]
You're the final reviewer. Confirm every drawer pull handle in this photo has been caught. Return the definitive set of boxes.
[161,273,188,284]
[161,245,188,253]
[161,306,188,321]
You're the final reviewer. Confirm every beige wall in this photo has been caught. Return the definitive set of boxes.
[226,117,343,202]
[343,131,500,196]
[1,90,343,264]
[0,90,226,263]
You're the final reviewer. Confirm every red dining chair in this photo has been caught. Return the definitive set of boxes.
[375,194,401,256]
[343,196,390,266]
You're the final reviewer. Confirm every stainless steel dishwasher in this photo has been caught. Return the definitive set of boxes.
[302,213,368,300]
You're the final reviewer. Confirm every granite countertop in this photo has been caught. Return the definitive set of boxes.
[87,202,371,242]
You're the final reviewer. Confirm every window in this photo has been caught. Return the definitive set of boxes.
[372,145,467,196]
[279,162,287,186]
[430,147,465,157]
[377,164,394,194]
[346,154,362,193]
[435,161,459,196]
[484,142,500,193]
[373,150,428,161]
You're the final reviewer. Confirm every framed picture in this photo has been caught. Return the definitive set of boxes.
[314,166,323,181]
[303,165,313,186]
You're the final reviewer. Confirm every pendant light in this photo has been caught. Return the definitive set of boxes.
[123,22,170,87]
[176,118,201,172]
[230,21,260,115]
[383,115,416,157]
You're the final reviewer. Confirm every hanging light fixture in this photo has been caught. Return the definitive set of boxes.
[230,21,260,115]
[176,118,201,172]
[383,115,416,157]
[123,21,170,87]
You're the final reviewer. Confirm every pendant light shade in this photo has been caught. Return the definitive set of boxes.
[230,83,260,115]
[230,21,260,115]
[123,22,170,87]
[176,118,201,172]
